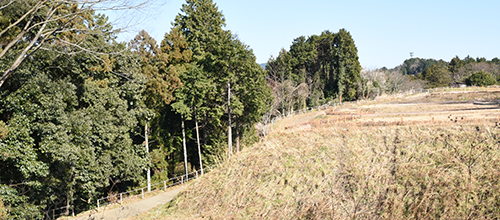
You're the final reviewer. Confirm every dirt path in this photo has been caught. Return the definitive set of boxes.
[72,187,183,220]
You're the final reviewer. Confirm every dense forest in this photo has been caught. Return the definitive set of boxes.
[0,0,499,219]
[264,30,362,119]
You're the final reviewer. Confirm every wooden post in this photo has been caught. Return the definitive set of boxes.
[141,188,144,199]
[164,181,167,191]
[120,193,122,205]
[97,199,100,211]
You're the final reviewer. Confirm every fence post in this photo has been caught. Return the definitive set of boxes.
[97,199,100,211]
[141,188,144,199]
[164,181,167,191]
[120,193,122,205]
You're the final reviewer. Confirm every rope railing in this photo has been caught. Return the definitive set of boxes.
[44,205,73,220]
[46,165,217,219]
[96,165,217,211]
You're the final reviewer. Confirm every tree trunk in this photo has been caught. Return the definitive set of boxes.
[203,113,207,145]
[145,122,151,191]
[227,80,232,158]
[181,116,188,180]
[66,191,70,216]
[194,109,203,175]
[235,116,240,153]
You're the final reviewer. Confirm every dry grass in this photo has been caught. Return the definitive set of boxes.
[136,89,500,219]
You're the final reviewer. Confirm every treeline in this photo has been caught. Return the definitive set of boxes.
[265,29,362,119]
[0,0,269,218]
[362,56,500,96]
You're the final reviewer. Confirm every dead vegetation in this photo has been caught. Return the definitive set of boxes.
[137,89,500,219]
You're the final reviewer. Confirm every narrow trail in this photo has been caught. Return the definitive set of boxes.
[72,187,183,220]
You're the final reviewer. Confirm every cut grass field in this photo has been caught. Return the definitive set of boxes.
[136,89,500,219]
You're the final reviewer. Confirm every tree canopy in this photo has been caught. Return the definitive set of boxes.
[266,29,361,116]
[0,13,150,218]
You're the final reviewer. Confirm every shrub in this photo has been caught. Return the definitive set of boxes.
[465,70,496,86]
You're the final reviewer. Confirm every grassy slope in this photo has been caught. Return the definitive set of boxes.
[137,90,500,219]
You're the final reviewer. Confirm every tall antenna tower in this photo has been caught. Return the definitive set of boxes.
[410,52,414,58]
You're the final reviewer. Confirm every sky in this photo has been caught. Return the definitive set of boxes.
[109,0,500,69]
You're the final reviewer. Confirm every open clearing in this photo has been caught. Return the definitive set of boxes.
[275,89,500,132]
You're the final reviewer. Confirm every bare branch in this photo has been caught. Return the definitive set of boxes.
[0,0,156,88]
[38,36,134,81]
[0,0,17,11]
[1,4,55,87]
[0,0,47,39]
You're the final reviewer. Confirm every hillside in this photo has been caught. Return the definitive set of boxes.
[135,88,500,219]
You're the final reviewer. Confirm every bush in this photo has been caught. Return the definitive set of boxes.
[465,70,497,86]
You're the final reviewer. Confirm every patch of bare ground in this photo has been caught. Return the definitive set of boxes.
[136,88,500,219]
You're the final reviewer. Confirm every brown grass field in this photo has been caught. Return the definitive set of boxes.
[136,89,500,219]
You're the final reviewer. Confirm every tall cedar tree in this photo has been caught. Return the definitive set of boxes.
[173,0,270,159]
[265,29,361,117]
[130,28,193,180]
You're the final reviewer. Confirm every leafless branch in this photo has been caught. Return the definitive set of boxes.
[0,0,156,88]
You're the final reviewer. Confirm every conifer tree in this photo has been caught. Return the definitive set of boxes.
[174,0,270,158]
[333,29,361,101]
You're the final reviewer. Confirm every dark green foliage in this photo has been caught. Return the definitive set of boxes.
[173,0,270,158]
[464,70,497,86]
[0,14,149,218]
[266,29,361,116]
[421,64,453,88]
[400,58,446,75]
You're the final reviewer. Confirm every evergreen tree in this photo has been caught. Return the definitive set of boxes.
[0,14,148,218]
[465,70,496,86]
[173,0,270,159]
[422,64,453,88]
[333,29,361,101]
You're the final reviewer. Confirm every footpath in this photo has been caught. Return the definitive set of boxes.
[72,187,183,220]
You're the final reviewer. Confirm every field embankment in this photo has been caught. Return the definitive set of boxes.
[137,89,500,219]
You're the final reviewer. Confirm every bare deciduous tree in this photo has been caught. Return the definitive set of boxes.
[0,0,154,88]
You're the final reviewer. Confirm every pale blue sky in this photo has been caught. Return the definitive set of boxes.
[111,0,500,69]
